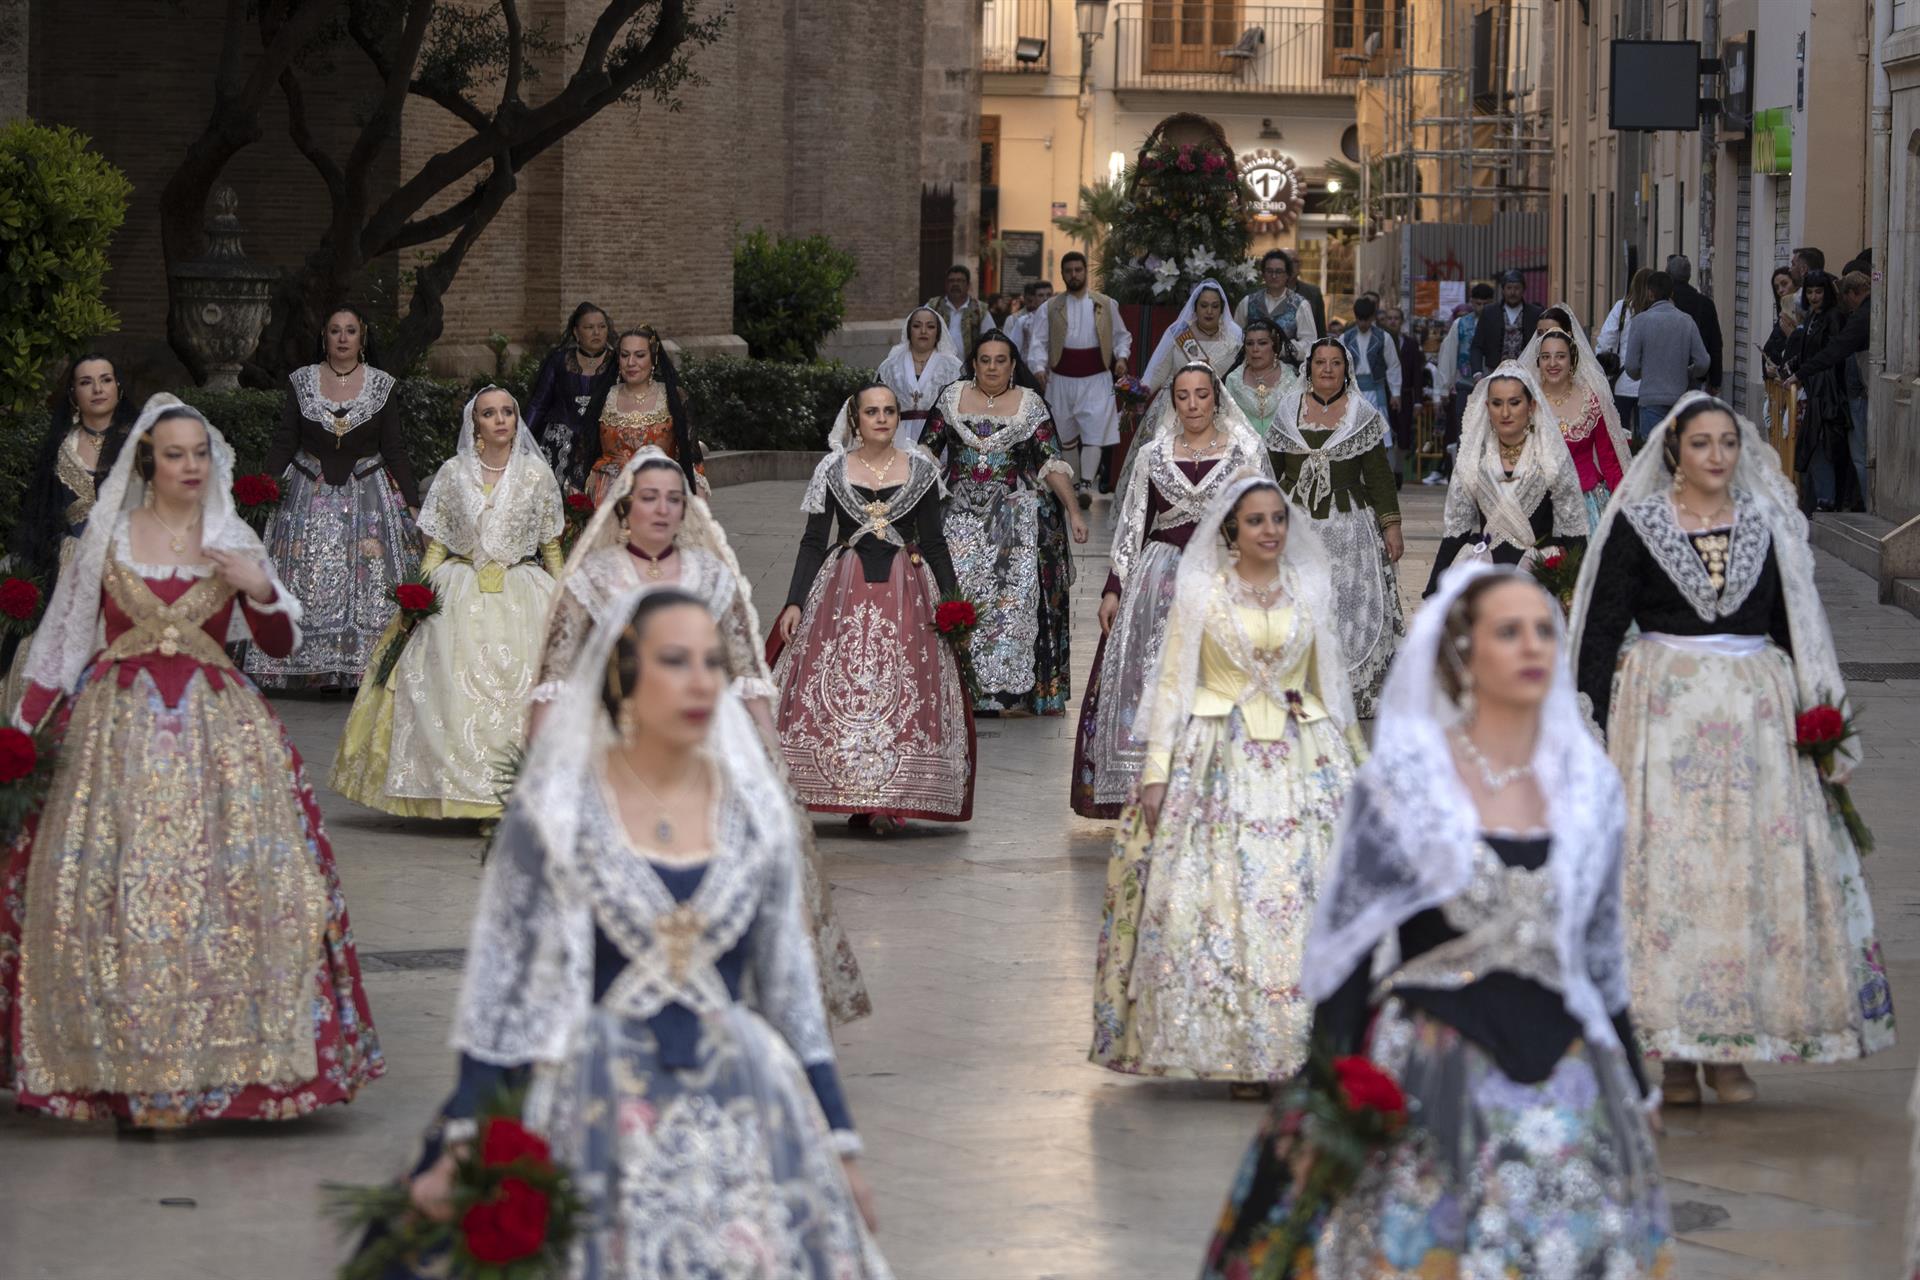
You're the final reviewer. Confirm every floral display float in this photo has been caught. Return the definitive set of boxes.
[1096,113,1258,305]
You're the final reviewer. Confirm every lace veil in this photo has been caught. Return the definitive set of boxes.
[1139,473,1351,757]
[1566,393,1852,755]
[877,305,963,373]
[1141,278,1244,390]
[1110,359,1269,555]
[454,584,803,1065]
[418,385,564,565]
[1518,304,1632,464]
[1445,360,1586,547]
[1300,561,1632,1052]
[20,393,301,701]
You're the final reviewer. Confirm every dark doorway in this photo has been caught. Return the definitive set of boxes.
[919,184,957,302]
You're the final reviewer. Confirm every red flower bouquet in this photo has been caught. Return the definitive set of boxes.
[1527,543,1583,613]
[1215,1047,1410,1280]
[368,575,442,688]
[327,1102,582,1280]
[933,592,983,702]
[561,491,596,556]
[1795,696,1875,854]
[0,725,55,845]
[232,473,282,534]
[0,576,43,636]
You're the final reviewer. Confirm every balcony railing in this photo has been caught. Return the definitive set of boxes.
[983,0,1053,74]
[1112,2,1357,96]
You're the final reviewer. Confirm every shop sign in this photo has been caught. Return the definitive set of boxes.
[1238,149,1305,230]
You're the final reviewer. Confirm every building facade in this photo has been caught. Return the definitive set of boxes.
[981,0,1364,309]
[18,0,981,382]
[1870,0,1920,526]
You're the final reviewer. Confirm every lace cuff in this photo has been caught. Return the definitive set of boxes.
[731,675,777,704]
[245,584,299,618]
[829,1129,864,1158]
[530,679,567,705]
[1038,457,1075,483]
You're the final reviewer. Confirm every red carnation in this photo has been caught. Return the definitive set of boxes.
[565,493,596,513]
[232,473,281,507]
[0,728,37,784]
[1796,705,1847,748]
[395,583,436,613]
[934,600,977,633]
[1541,550,1565,572]
[460,1177,551,1264]
[481,1117,553,1170]
[0,577,41,622]
[1333,1055,1407,1118]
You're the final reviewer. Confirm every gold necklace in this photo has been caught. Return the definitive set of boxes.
[149,503,199,554]
[1236,568,1285,609]
[1497,434,1527,468]
[618,380,657,412]
[854,448,896,487]
[1674,490,1733,528]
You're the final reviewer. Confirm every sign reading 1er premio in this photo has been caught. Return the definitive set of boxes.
[1239,148,1305,231]
[1000,232,1046,290]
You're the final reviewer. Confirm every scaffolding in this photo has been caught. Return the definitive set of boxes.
[1372,0,1553,224]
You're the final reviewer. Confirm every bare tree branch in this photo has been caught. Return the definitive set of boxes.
[278,69,348,206]
[344,0,437,218]
[501,0,526,105]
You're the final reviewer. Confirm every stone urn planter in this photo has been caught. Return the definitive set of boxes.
[169,186,277,390]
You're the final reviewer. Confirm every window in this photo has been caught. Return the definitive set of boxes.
[1323,0,1405,77]
[1146,1,1242,72]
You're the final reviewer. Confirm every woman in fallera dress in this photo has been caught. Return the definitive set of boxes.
[387,590,887,1278]
[1222,318,1300,443]
[774,384,974,836]
[332,387,563,820]
[1204,564,1670,1280]
[1,395,383,1128]
[1520,305,1630,531]
[2,353,135,714]
[1141,278,1244,391]
[1091,476,1364,1091]
[1571,394,1893,1106]
[919,331,1088,715]
[1267,338,1405,718]
[876,305,964,447]
[1071,361,1271,818]
[247,306,422,690]
[535,446,872,1024]
[524,300,616,490]
[1426,360,1587,595]
[581,325,700,500]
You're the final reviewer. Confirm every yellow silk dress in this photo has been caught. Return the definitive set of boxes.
[1092,595,1365,1082]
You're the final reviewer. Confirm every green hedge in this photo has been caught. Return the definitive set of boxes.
[0,356,872,553]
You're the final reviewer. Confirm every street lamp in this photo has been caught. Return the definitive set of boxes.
[1075,0,1109,87]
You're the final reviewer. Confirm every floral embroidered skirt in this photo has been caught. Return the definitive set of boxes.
[1092,711,1356,1081]
[1315,506,1403,720]
[1204,1002,1672,1280]
[0,663,383,1126]
[246,454,421,689]
[944,480,1073,715]
[1581,481,1613,534]
[331,559,554,820]
[773,547,975,822]
[1072,539,1181,817]
[1609,637,1894,1063]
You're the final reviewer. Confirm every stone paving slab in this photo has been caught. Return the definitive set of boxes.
[0,481,1915,1278]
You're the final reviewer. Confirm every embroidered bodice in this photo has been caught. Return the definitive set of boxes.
[595,392,674,462]
[921,384,1069,491]
[265,366,418,505]
[1545,388,1625,494]
[1388,841,1563,996]
[786,453,959,606]
[54,431,111,532]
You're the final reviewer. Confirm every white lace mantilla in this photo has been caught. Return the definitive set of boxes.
[800,450,943,546]
[1112,435,1270,584]
[1620,489,1771,620]
[288,364,396,436]
[418,453,563,565]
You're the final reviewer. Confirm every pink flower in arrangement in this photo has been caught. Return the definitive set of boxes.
[1202,151,1226,173]
[1175,147,1197,172]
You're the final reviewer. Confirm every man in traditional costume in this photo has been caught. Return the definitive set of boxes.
[1026,251,1134,501]
[927,264,995,357]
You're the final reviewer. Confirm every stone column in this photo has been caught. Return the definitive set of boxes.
[0,0,28,122]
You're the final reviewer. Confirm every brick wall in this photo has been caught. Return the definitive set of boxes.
[28,0,980,380]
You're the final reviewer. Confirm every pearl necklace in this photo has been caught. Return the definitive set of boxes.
[149,504,200,554]
[1454,728,1534,792]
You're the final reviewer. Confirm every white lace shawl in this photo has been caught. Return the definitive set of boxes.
[1301,562,1633,1053]
[876,307,964,413]
[417,387,564,564]
[1567,393,1853,758]
[798,448,944,545]
[454,589,833,1079]
[1266,390,1390,512]
[1445,361,1586,549]
[1140,475,1353,761]
[1518,306,1632,464]
[1110,383,1272,586]
[288,363,395,433]
[18,394,302,706]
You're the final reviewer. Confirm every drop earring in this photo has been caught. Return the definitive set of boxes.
[617,701,638,743]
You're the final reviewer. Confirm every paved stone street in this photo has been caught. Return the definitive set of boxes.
[3,479,1918,1279]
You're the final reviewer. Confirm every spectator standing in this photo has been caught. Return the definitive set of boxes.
[927,264,996,355]
[1232,249,1317,364]
[1383,304,1427,469]
[1596,268,1653,430]
[1470,269,1546,375]
[1666,254,1724,396]
[1340,297,1403,476]
[1789,246,1825,287]
[1788,270,1872,511]
[1620,271,1708,441]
